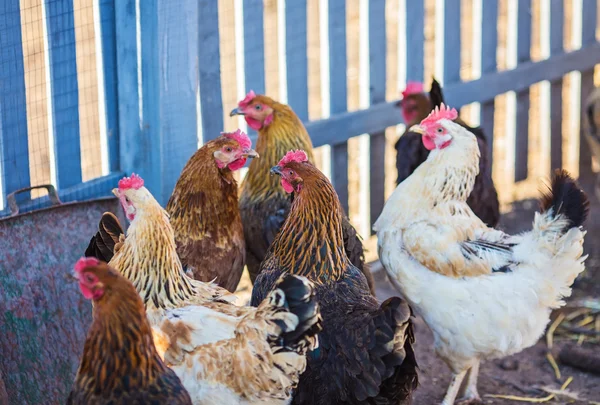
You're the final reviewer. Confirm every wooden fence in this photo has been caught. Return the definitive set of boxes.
[1,0,599,240]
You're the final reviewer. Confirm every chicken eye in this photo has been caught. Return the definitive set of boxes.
[225,147,232,152]
[125,196,131,204]
[288,170,294,176]
[84,273,95,284]
[436,127,444,134]
[254,104,262,110]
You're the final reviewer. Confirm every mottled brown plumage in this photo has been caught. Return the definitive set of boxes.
[68,260,192,405]
[252,159,418,404]
[232,93,375,294]
[166,132,256,291]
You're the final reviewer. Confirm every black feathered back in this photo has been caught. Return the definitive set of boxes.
[540,169,590,230]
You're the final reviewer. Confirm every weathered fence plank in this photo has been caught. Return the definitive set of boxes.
[284,0,309,121]
[0,2,31,203]
[579,0,596,174]
[405,1,425,83]
[326,0,349,214]
[198,0,224,142]
[515,0,532,181]
[480,0,498,171]
[138,0,162,198]
[115,0,139,179]
[550,0,564,171]
[44,0,82,189]
[242,0,265,139]
[157,0,199,203]
[99,0,120,173]
[369,0,386,230]
[443,0,461,85]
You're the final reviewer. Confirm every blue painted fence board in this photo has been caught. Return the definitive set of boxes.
[198,0,224,143]
[157,0,199,203]
[139,0,162,200]
[515,0,531,181]
[405,1,424,83]
[327,0,349,214]
[115,0,139,176]
[44,0,82,189]
[369,0,386,229]
[580,0,597,172]
[99,0,120,173]
[0,2,31,203]
[480,0,498,171]
[550,0,564,171]
[243,0,265,95]
[242,0,265,140]
[443,0,461,85]
[284,0,309,122]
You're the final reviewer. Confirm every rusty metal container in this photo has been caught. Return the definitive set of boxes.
[0,185,124,405]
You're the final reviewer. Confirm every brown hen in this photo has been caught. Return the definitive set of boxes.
[166,130,258,291]
[67,257,192,405]
[231,91,376,294]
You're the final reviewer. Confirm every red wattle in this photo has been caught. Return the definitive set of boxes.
[422,135,436,150]
[281,179,294,193]
[245,117,262,130]
[228,158,247,171]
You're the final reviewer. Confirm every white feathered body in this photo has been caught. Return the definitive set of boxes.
[375,120,587,373]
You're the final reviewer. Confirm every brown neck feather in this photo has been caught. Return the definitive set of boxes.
[270,167,349,283]
[76,288,166,391]
[241,104,314,202]
[167,142,240,243]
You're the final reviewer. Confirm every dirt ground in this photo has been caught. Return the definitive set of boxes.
[374,172,600,405]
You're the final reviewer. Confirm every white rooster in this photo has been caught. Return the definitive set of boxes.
[374,104,589,405]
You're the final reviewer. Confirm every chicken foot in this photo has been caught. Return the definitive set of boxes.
[441,369,467,405]
[457,361,482,404]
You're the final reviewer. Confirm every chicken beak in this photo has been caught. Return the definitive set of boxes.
[270,165,283,176]
[409,124,425,135]
[111,188,120,197]
[229,107,244,117]
[241,148,259,159]
[395,99,403,108]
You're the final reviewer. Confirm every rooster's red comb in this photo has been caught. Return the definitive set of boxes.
[118,173,144,191]
[402,81,424,98]
[420,103,458,127]
[221,129,251,150]
[278,150,308,167]
[75,257,100,274]
[238,90,257,109]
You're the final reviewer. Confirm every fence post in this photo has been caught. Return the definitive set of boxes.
[44,0,82,189]
[283,0,309,121]
[579,0,597,176]
[550,0,564,171]
[368,0,386,231]
[405,1,424,83]
[157,0,199,203]
[326,0,350,215]
[480,1,498,172]
[198,0,224,143]
[514,0,532,181]
[99,0,120,173]
[0,1,31,203]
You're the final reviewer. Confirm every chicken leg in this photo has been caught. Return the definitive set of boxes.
[457,361,481,403]
[441,369,467,405]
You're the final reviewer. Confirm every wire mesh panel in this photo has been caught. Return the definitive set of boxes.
[0,0,118,215]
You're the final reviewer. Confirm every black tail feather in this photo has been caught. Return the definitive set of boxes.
[540,169,590,230]
[428,77,445,108]
[84,212,124,262]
